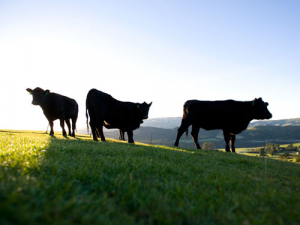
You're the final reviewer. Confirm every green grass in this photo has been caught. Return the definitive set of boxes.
[1,130,300,224]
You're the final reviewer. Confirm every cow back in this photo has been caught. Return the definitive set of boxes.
[184,100,254,133]
[42,93,78,120]
[86,89,146,131]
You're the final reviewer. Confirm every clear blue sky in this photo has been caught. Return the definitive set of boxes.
[0,0,299,130]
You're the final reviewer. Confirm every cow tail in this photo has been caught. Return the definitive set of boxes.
[185,127,189,139]
[46,123,49,134]
[86,99,90,135]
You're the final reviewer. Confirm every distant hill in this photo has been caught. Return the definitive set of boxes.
[78,117,300,149]
[250,118,300,127]
[141,117,182,129]
[141,117,300,129]
[81,125,300,149]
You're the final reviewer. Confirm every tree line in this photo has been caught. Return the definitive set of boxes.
[258,143,300,162]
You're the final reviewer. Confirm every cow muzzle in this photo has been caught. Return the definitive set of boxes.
[32,101,39,105]
[268,113,273,119]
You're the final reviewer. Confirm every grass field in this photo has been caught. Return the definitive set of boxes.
[1,130,300,224]
[235,144,300,163]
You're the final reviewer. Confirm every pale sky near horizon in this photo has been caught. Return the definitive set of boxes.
[0,0,299,131]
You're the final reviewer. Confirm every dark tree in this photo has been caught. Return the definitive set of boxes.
[259,148,267,157]
[202,142,216,150]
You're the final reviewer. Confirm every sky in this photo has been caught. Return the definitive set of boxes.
[0,0,299,131]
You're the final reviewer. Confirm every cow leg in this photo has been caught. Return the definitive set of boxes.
[191,125,201,149]
[49,120,54,136]
[95,120,106,141]
[223,130,230,152]
[71,117,76,137]
[123,131,126,141]
[174,119,190,147]
[60,119,67,137]
[230,134,236,153]
[127,130,134,143]
[96,127,106,141]
[65,119,72,136]
[119,130,126,141]
[89,121,98,141]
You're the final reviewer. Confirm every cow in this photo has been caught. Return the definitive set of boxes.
[86,88,152,143]
[174,98,272,152]
[26,87,78,137]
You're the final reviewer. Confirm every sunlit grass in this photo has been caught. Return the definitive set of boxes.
[1,130,300,224]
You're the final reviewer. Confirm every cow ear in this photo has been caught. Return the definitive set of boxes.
[265,102,269,106]
[45,90,50,95]
[149,102,152,107]
[26,88,32,94]
[253,98,258,106]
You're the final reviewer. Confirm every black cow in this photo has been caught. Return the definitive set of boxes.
[86,88,152,143]
[26,87,78,137]
[174,98,272,152]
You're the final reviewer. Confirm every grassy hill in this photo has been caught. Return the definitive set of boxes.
[1,130,300,224]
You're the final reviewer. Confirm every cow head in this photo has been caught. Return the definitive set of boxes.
[26,87,50,106]
[252,98,272,120]
[137,102,152,120]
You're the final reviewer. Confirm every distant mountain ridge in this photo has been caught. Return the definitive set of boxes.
[141,117,182,129]
[141,117,300,129]
[250,118,300,127]
[78,117,300,149]
[100,125,300,149]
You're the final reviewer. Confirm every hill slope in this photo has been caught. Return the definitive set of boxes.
[101,125,300,148]
[1,130,300,224]
[79,117,300,148]
[141,117,300,129]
